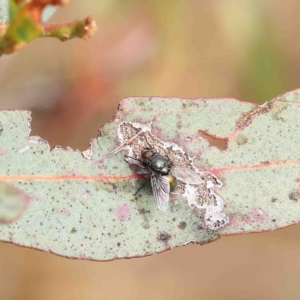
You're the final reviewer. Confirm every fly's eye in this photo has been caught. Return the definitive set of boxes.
[141,150,153,159]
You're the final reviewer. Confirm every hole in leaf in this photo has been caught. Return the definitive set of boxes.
[198,130,227,150]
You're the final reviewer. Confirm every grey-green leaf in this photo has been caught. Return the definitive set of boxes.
[0,89,300,261]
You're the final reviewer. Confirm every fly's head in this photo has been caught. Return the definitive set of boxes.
[141,147,156,160]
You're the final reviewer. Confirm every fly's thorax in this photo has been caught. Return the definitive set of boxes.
[165,173,177,192]
[149,153,169,175]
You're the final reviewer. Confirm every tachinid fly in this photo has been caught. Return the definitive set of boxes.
[127,135,204,211]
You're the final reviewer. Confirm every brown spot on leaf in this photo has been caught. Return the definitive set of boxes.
[157,231,171,242]
[289,191,300,202]
[178,222,186,230]
[139,208,150,215]
[176,121,182,129]
[70,228,77,233]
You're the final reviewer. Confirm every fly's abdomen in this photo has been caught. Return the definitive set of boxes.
[165,173,177,192]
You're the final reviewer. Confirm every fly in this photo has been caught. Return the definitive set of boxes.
[126,135,203,211]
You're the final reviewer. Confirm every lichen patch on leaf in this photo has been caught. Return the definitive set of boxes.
[118,121,229,231]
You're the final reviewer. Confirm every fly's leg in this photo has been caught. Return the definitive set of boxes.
[134,181,147,196]
[125,155,149,195]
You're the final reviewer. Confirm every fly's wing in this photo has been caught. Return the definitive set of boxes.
[149,172,170,211]
[171,164,203,185]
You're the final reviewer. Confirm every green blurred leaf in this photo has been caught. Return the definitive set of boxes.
[0,1,41,54]
[0,1,96,55]
[9,0,17,21]
[239,13,284,104]
[7,14,41,41]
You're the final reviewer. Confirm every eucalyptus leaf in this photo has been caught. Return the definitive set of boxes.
[0,89,300,261]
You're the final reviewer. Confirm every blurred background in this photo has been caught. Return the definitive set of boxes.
[1,0,300,299]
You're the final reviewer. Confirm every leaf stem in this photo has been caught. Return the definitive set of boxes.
[41,17,97,41]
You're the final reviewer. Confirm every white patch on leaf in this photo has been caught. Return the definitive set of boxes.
[82,148,93,159]
[18,146,30,153]
[118,121,229,231]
